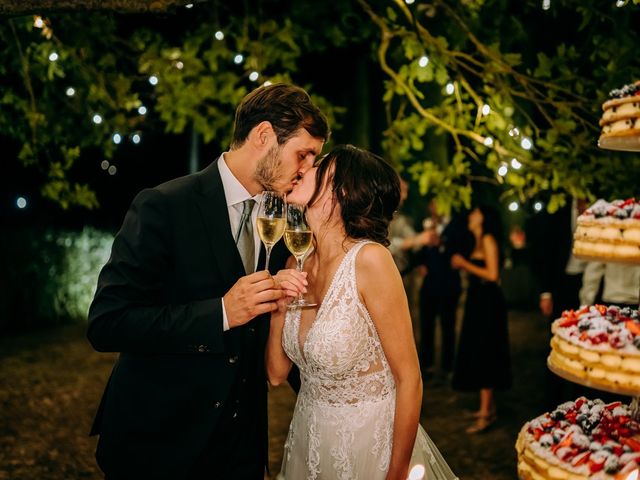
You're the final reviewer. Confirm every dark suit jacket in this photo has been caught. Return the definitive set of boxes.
[87,159,289,478]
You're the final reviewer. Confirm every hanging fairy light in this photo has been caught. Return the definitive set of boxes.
[233,54,244,65]
[534,202,544,212]
[498,164,508,177]
[511,158,522,169]
[521,137,533,150]
[49,52,59,62]
[112,133,122,144]
[148,75,159,86]
[508,202,519,212]
[418,55,429,67]
[138,105,147,115]
[33,16,44,28]
[108,165,117,175]
[249,71,259,82]
[542,0,551,10]
[481,104,491,116]
[101,160,110,170]
[445,83,455,95]
[131,133,142,144]
[185,3,194,8]
[483,136,494,147]
[92,114,103,125]
[616,0,626,7]
[16,196,27,209]
[214,31,224,41]
[65,87,75,97]
[405,0,415,4]
[175,61,184,70]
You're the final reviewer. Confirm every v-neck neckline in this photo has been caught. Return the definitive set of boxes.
[296,241,364,364]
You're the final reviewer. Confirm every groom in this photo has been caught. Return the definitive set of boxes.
[87,83,329,479]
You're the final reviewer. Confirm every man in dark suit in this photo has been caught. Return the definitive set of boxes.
[87,84,329,479]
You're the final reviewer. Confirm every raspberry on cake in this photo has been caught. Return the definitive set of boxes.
[599,81,640,151]
[573,199,640,263]
[548,305,640,394]
[516,397,640,480]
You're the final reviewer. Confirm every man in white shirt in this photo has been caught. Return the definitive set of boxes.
[87,84,329,480]
[580,262,640,309]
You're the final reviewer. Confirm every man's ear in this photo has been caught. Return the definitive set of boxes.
[249,121,275,148]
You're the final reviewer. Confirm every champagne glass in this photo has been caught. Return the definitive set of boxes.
[256,191,286,272]
[284,203,316,308]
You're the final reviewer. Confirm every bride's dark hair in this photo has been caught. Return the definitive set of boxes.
[308,144,400,246]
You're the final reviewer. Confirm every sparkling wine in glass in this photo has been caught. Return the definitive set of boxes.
[256,191,286,272]
[284,203,316,308]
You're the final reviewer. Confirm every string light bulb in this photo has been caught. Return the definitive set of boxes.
[65,87,75,97]
[112,133,122,144]
[445,83,455,95]
[418,55,429,67]
[101,160,110,170]
[148,75,159,85]
[214,31,224,41]
[92,114,103,125]
[482,104,491,116]
[108,165,117,175]
[138,106,147,115]
[483,137,494,147]
[534,202,543,212]
[233,54,244,64]
[509,202,519,212]
[511,158,522,169]
[49,52,58,62]
[132,133,141,144]
[521,137,533,150]
[16,197,27,209]
[498,165,508,177]
[33,16,44,28]
[249,71,259,82]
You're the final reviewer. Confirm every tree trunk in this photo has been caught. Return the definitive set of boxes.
[0,0,208,15]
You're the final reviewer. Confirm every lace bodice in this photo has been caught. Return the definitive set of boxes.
[282,241,395,406]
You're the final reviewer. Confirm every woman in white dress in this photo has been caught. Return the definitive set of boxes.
[267,145,457,480]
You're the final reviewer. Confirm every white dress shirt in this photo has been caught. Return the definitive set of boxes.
[218,154,262,331]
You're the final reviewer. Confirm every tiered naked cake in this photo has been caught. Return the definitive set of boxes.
[573,199,640,264]
[517,397,640,480]
[548,305,640,394]
[598,81,640,152]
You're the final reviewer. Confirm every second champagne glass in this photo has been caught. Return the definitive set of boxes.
[256,191,286,272]
[284,203,316,308]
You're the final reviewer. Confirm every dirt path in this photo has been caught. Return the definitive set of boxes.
[0,310,553,479]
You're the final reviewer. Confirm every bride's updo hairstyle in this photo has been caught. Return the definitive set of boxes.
[308,144,400,246]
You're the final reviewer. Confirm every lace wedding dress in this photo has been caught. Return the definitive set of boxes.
[278,241,458,480]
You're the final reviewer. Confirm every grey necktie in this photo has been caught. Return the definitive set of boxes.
[234,199,255,274]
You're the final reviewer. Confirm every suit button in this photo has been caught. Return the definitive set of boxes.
[213,401,221,408]
[249,327,256,333]
[197,345,207,353]
[228,356,238,364]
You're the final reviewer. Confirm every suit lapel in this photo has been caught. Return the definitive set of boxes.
[195,159,245,287]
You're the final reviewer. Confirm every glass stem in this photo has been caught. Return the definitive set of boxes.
[296,256,304,302]
[265,246,272,272]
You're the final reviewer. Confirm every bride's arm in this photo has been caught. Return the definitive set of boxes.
[358,244,423,480]
[265,256,300,387]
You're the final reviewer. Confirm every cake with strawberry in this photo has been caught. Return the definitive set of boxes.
[573,199,640,263]
[598,81,640,151]
[517,397,640,480]
[548,305,640,394]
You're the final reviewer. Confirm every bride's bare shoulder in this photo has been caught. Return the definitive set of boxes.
[355,242,397,277]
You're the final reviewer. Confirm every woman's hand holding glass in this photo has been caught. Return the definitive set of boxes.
[284,203,316,309]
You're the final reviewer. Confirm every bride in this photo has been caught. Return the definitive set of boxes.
[266,145,457,480]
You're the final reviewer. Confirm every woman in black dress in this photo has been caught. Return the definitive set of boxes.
[450,206,512,434]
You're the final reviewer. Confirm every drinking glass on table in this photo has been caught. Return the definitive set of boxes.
[284,203,316,309]
[256,191,286,272]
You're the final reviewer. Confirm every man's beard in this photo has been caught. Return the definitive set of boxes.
[253,144,284,191]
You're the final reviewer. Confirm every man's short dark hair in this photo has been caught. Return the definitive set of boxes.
[230,83,330,149]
